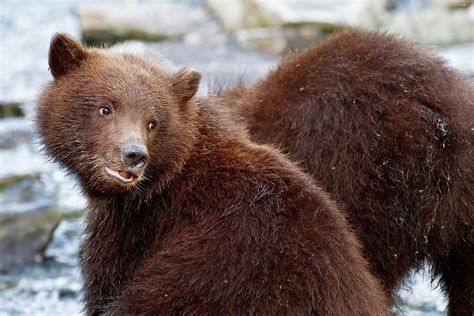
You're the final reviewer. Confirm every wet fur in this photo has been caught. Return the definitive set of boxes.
[37,34,389,315]
[217,29,474,315]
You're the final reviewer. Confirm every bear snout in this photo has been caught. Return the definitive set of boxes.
[122,143,149,170]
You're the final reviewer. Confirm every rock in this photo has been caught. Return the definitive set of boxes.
[58,288,79,299]
[0,102,24,118]
[0,171,85,220]
[207,0,472,51]
[385,0,427,11]
[205,0,267,31]
[234,26,325,54]
[255,0,385,29]
[0,172,53,214]
[206,0,386,31]
[112,38,278,93]
[77,3,221,45]
[382,6,474,46]
[0,173,41,191]
[0,280,16,290]
[0,220,83,315]
[0,172,53,216]
[43,218,82,267]
[61,209,83,220]
[234,28,288,54]
[446,0,472,10]
[206,0,386,53]
[0,207,62,271]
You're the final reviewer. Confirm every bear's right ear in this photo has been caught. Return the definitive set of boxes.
[49,33,87,79]
[171,67,201,106]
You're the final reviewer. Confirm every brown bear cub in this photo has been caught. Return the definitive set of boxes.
[218,30,474,315]
[37,34,389,315]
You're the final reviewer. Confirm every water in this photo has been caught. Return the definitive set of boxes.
[0,0,81,104]
[0,2,87,314]
[0,218,83,316]
[2,0,471,315]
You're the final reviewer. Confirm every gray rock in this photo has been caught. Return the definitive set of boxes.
[206,0,386,30]
[112,38,279,93]
[0,173,41,191]
[0,172,55,216]
[234,26,325,54]
[205,0,267,31]
[382,6,474,46]
[77,3,221,45]
[207,0,472,51]
[205,0,386,54]
[0,218,82,315]
[0,207,61,271]
[254,0,385,29]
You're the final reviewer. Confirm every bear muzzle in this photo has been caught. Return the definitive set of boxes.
[102,143,149,184]
[122,143,149,170]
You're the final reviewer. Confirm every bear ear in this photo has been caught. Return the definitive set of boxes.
[171,67,201,106]
[49,33,87,79]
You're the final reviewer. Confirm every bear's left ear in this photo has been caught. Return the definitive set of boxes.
[171,67,201,106]
[49,33,87,79]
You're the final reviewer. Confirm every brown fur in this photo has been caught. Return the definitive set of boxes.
[36,34,389,315]
[218,29,474,315]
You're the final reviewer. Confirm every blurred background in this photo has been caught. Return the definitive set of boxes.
[0,0,472,315]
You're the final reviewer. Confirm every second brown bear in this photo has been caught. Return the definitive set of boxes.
[219,29,474,315]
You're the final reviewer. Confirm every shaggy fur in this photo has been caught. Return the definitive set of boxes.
[218,29,474,315]
[36,34,389,315]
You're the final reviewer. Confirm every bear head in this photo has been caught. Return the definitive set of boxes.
[37,33,201,195]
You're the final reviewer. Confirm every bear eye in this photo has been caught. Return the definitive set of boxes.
[148,121,157,131]
[99,106,112,116]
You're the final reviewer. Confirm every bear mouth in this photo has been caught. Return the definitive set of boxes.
[104,167,137,184]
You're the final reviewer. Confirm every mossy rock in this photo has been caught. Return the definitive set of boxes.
[0,103,24,118]
[82,28,171,46]
[0,207,62,271]
[62,209,83,220]
[0,173,41,191]
[0,280,16,290]
[448,1,472,10]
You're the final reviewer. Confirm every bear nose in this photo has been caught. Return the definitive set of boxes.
[122,144,149,169]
